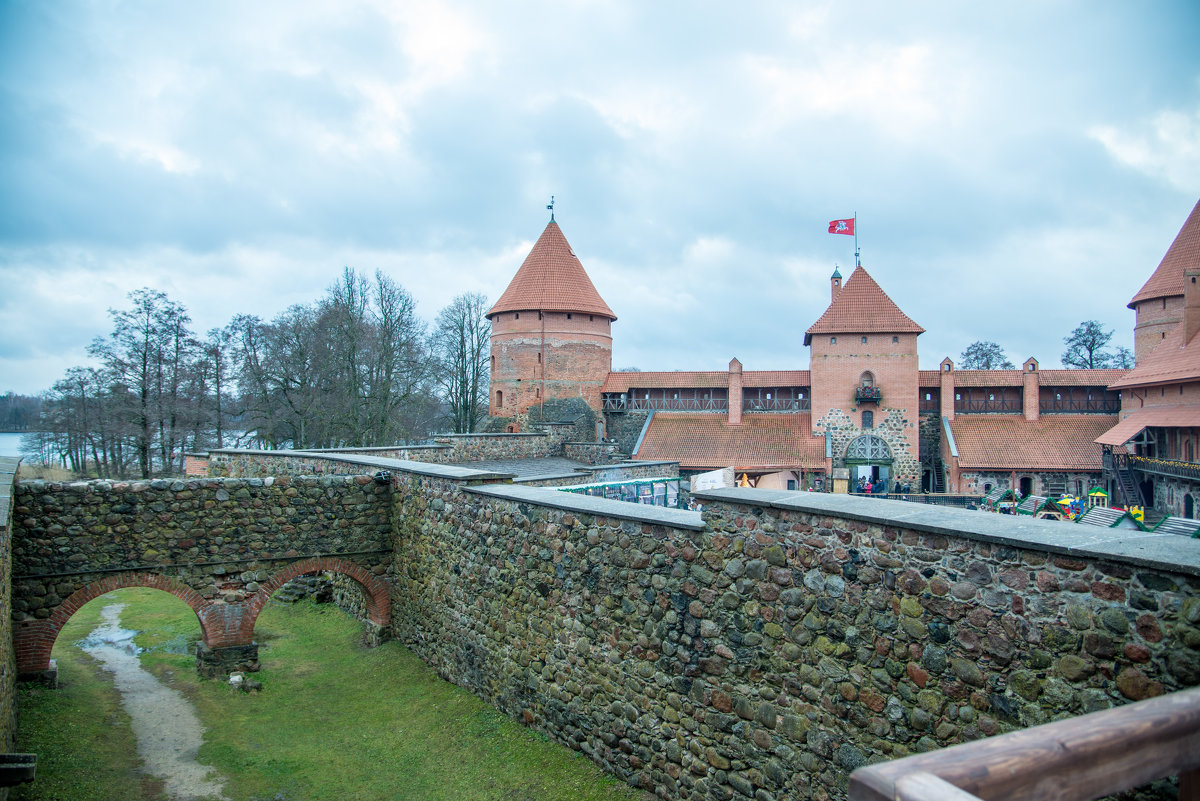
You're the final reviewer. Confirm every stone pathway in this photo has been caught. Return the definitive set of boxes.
[80,603,229,801]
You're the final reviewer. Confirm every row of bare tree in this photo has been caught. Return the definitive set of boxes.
[30,269,491,478]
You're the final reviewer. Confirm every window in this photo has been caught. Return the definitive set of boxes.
[538,312,543,320]
[589,315,594,321]
[861,336,868,344]
[491,355,495,370]
[860,372,874,388]
[537,352,542,363]
[831,337,837,344]
[955,393,962,400]
[925,393,932,401]
[862,410,874,428]
[944,364,951,371]
[892,336,899,344]
[535,387,541,399]
[515,313,520,319]
[766,392,772,399]
[496,390,503,408]
[567,313,572,319]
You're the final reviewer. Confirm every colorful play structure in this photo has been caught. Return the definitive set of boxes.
[980,484,1199,536]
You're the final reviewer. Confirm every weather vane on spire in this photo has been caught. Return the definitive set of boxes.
[547,195,555,222]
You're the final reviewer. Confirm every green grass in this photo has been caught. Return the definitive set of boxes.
[14,589,650,801]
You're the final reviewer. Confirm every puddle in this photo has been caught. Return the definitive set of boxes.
[81,603,229,801]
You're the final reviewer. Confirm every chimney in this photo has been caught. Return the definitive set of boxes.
[727,358,743,426]
[939,358,955,421]
[831,267,843,303]
[1022,357,1039,421]
[1186,268,1200,344]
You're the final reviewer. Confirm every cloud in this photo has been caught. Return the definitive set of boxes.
[1090,103,1200,192]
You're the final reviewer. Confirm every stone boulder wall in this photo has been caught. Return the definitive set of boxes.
[388,478,1200,801]
[1,459,18,789]
[11,475,393,616]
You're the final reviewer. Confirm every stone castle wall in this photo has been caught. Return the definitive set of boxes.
[0,462,17,798]
[388,477,1200,801]
[605,409,651,456]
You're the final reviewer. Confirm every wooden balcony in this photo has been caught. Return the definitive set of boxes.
[850,686,1200,801]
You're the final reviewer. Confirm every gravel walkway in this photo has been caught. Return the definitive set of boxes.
[80,603,229,801]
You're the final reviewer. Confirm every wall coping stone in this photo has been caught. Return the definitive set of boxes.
[694,487,1200,577]
[513,472,588,483]
[210,449,514,482]
[467,483,705,530]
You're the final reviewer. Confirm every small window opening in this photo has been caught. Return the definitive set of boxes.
[861,336,868,344]
[831,336,837,344]
[515,313,520,320]
[496,390,504,408]
[589,315,594,321]
[567,313,572,319]
[537,352,542,363]
[862,411,874,428]
[892,336,899,344]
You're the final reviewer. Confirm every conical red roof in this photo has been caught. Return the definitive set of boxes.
[804,265,924,344]
[488,222,616,320]
[1128,197,1200,309]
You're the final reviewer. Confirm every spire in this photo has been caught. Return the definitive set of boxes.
[487,221,616,320]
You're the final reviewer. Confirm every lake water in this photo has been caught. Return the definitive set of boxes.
[0,432,28,458]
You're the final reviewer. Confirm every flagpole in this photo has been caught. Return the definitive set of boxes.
[854,211,859,267]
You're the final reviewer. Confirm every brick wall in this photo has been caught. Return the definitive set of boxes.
[810,333,921,484]
[490,310,612,416]
[1133,295,1184,364]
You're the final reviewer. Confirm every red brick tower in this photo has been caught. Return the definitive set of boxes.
[804,266,924,484]
[487,221,616,420]
[1128,197,1200,363]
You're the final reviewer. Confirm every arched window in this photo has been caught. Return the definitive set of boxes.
[495,390,503,408]
[860,372,874,388]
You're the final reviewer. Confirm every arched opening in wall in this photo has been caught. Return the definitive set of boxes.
[1019,476,1033,497]
[495,390,503,409]
[13,584,209,785]
[922,469,932,492]
[14,573,209,678]
[860,371,875,388]
[1185,494,1195,519]
[983,483,993,494]
[244,558,392,665]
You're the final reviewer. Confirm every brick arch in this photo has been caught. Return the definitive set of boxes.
[243,556,391,633]
[14,572,212,675]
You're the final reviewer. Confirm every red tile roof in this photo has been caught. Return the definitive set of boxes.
[634,413,827,471]
[1129,197,1200,308]
[919,370,943,387]
[1039,369,1129,386]
[603,370,810,393]
[488,222,616,320]
[1095,406,1200,446]
[950,415,1115,471]
[804,265,924,343]
[1107,321,1200,389]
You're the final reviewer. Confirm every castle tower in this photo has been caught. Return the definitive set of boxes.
[1129,198,1200,363]
[487,221,616,420]
[804,265,924,483]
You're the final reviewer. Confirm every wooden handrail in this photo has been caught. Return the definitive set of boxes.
[850,687,1200,801]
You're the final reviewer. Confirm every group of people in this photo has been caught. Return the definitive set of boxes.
[855,477,913,496]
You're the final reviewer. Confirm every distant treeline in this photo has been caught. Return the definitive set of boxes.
[0,393,41,432]
[30,269,490,479]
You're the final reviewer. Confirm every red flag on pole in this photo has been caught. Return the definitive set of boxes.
[828,218,854,235]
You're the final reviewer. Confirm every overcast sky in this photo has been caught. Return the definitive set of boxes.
[2,1,1199,395]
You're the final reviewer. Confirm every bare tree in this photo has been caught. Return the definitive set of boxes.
[1062,320,1120,368]
[959,341,1014,370]
[432,292,491,433]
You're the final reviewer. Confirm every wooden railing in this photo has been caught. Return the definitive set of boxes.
[850,686,1200,801]
[1131,455,1200,481]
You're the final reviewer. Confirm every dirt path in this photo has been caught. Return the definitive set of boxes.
[80,603,229,801]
